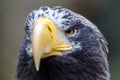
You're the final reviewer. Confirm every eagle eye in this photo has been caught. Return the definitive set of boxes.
[65,28,77,37]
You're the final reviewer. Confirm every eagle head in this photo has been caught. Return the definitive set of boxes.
[17,6,110,80]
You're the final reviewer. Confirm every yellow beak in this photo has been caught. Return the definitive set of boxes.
[32,18,72,71]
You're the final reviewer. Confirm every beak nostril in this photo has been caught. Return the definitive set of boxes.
[47,26,52,32]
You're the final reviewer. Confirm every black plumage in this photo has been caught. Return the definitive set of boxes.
[16,6,110,80]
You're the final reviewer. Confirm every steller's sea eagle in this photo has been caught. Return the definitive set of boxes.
[16,6,110,80]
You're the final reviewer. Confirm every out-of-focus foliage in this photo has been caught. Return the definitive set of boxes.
[0,0,120,80]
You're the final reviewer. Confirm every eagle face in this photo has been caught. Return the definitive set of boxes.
[17,6,110,80]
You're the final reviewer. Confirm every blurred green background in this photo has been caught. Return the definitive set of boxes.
[0,0,120,80]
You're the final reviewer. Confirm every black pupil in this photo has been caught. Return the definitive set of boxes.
[66,29,72,33]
